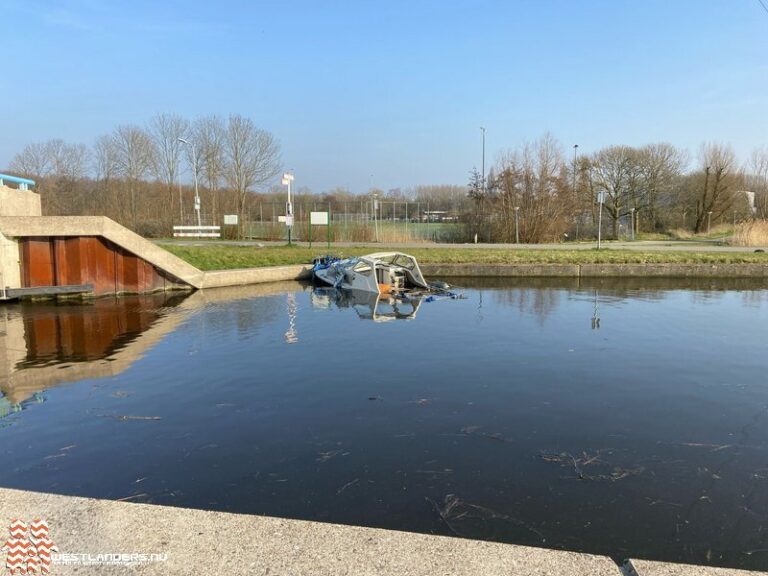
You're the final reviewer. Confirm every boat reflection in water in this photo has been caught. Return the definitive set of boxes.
[0,293,189,418]
[311,287,423,322]
[0,282,307,419]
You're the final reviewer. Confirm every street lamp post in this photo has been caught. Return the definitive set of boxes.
[707,210,713,234]
[572,144,579,194]
[480,127,486,193]
[630,207,636,241]
[282,172,294,246]
[597,191,605,249]
[372,192,379,242]
[573,144,579,239]
[514,206,520,244]
[178,138,201,229]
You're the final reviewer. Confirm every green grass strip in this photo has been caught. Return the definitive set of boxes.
[161,243,768,271]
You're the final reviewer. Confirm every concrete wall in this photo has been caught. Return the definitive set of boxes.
[0,186,42,293]
[0,232,22,292]
[0,185,42,217]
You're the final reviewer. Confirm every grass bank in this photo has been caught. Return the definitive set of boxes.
[162,243,768,271]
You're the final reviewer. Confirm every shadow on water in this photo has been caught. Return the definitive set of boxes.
[1,277,768,570]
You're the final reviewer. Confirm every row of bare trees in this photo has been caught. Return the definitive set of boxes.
[466,135,767,243]
[5,122,767,242]
[8,113,281,235]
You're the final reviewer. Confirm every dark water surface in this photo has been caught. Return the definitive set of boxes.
[2,278,768,569]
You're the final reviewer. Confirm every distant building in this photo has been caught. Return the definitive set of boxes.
[420,210,457,223]
[740,191,757,214]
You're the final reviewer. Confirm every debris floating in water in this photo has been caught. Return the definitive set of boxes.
[539,450,644,481]
[336,478,359,495]
[426,494,545,542]
[98,414,162,421]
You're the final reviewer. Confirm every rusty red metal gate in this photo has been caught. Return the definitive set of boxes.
[19,236,184,296]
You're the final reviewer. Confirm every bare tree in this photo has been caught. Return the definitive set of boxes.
[9,142,53,178]
[749,147,768,218]
[636,143,687,231]
[193,115,226,223]
[9,139,91,214]
[94,135,118,182]
[111,125,157,228]
[149,113,189,223]
[493,134,571,243]
[590,146,640,238]
[692,143,741,233]
[223,114,281,226]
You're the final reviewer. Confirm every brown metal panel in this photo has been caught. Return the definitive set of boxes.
[65,237,84,286]
[18,235,181,296]
[141,259,156,292]
[100,238,118,295]
[53,238,67,286]
[21,238,55,287]
[120,250,140,293]
[81,237,100,294]
[84,237,116,296]
[52,237,84,287]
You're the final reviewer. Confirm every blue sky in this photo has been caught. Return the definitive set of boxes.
[2,0,767,192]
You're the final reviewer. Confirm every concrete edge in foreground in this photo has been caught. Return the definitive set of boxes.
[0,487,621,576]
[628,558,766,575]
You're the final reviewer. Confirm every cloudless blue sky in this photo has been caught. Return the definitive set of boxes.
[2,0,767,192]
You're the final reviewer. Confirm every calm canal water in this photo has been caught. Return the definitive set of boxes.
[1,278,768,570]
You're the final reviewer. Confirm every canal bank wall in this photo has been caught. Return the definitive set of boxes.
[0,487,761,576]
[189,262,768,290]
[419,263,768,278]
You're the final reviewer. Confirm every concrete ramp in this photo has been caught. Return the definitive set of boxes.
[0,185,309,298]
[0,216,205,296]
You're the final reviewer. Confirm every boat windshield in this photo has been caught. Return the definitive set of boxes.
[392,255,416,270]
[352,260,372,274]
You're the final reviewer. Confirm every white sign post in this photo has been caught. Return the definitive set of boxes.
[223,214,238,226]
[310,212,329,225]
[309,210,331,249]
[596,191,606,249]
[281,173,295,245]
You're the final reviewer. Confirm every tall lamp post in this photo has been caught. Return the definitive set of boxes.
[630,207,636,241]
[572,144,579,193]
[372,191,379,242]
[282,172,294,246]
[480,127,487,242]
[597,191,605,249]
[480,127,486,192]
[573,144,579,240]
[514,206,520,244]
[178,138,201,228]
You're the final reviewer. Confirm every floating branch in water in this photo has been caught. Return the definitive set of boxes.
[539,450,643,482]
[426,494,545,542]
[98,414,162,421]
[336,478,359,495]
[317,450,342,462]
